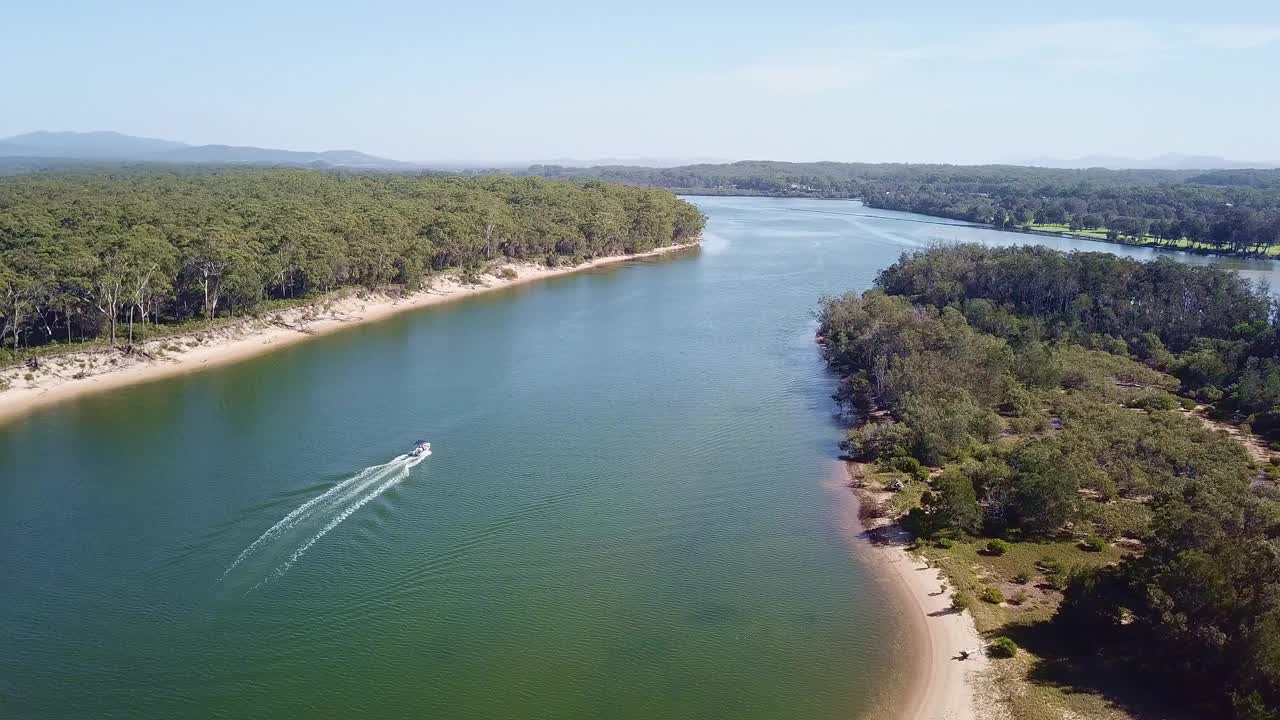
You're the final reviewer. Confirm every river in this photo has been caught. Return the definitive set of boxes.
[4,197,1279,719]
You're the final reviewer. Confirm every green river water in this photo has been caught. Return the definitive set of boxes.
[5,197,1280,719]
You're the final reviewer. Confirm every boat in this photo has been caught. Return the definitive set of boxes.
[409,440,432,458]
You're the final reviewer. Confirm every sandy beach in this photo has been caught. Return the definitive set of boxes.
[0,243,696,426]
[826,462,992,720]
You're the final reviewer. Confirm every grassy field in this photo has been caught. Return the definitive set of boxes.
[861,455,1182,720]
[1027,223,1280,256]
[916,535,1138,720]
[1028,222,1110,240]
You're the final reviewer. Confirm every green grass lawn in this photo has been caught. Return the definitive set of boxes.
[919,537,1126,629]
[1028,222,1110,240]
[1026,223,1280,256]
[915,536,1139,720]
[1163,236,1280,256]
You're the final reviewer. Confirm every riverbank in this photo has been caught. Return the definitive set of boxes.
[852,204,1280,260]
[0,242,697,426]
[827,462,1000,720]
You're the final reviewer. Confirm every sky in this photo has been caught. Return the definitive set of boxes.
[6,0,1280,164]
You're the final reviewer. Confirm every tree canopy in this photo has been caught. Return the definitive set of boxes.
[522,161,1280,256]
[819,244,1280,719]
[0,169,704,355]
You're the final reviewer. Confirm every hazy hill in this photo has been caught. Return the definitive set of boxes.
[0,130,188,159]
[1023,152,1278,170]
[0,130,415,168]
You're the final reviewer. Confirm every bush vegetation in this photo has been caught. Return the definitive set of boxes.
[528,162,1280,257]
[988,636,1019,659]
[1080,536,1106,552]
[819,244,1280,719]
[0,170,704,355]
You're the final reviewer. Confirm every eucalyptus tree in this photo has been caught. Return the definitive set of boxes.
[0,168,704,353]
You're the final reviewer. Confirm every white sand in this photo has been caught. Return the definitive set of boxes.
[826,463,989,720]
[0,243,696,425]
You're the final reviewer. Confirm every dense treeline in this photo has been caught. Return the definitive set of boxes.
[876,245,1280,441]
[0,170,704,354]
[875,245,1269,351]
[524,160,1201,197]
[869,179,1280,256]
[818,244,1280,719]
[524,161,1280,256]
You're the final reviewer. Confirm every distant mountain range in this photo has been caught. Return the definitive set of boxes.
[4,131,1275,173]
[0,131,732,171]
[0,130,417,169]
[531,156,732,168]
[1023,153,1279,170]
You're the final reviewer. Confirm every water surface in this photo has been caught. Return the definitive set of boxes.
[4,197,1279,719]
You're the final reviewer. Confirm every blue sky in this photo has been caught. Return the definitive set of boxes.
[6,0,1280,163]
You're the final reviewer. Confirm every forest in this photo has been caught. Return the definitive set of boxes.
[525,161,1280,256]
[0,169,704,357]
[818,245,1280,720]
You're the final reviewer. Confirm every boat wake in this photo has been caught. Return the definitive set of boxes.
[220,450,429,590]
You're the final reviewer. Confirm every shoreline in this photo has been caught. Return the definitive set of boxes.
[825,461,990,720]
[0,242,698,427]
[688,193,1275,261]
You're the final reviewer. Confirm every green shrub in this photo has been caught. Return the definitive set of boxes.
[988,636,1018,658]
[1080,535,1106,552]
[980,586,1005,604]
[1196,385,1224,403]
[1127,393,1179,412]
[918,467,982,536]
[950,592,969,612]
[1037,558,1065,575]
[984,539,1010,556]
[1060,367,1090,390]
[842,422,913,461]
[902,507,930,538]
[887,455,922,475]
[1178,397,1198,411]
[934,537,954,549]
[1012,570,1031,585]
[1083,500,1154,540]
[1008,590,1028,606]
[1007,414,1050,434]
[1001,386,1039,417]
[497,267,519,281]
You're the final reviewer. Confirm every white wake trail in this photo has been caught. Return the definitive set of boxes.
[253,458,418,589]
[221,455,414,580]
